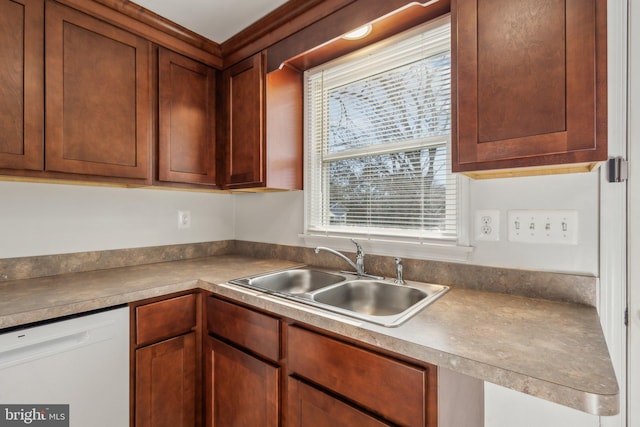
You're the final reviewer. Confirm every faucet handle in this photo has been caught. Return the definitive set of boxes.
[350,238,363,255]
[394,257,406,285]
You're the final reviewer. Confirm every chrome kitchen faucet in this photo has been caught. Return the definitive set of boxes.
[314,239,382,279]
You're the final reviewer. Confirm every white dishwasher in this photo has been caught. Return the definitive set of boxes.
[0,306,129,426]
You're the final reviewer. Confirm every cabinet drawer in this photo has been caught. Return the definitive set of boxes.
[136,294,197,346]
[287,325,426,427]
[207,297,280,361]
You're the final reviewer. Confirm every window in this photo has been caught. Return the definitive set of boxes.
[304,16,464,249]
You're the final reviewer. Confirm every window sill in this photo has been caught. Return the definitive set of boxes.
[299,233,474,263]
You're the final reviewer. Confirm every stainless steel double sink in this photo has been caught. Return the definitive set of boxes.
[229,267,449,327]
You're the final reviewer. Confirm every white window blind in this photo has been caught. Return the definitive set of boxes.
[304,16,456,242]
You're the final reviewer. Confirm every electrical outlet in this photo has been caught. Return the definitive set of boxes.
[507,210,578,244]
[475,210,500,241]
[178,211,191,229]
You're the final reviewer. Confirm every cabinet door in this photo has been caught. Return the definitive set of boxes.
[135,333,197,427]
[287,377,390,427]
[222,53,265,189]
[158,48,216,185]
[45,0,151,181]
[0,0,43,171]
[206,337,278,427]
[452,0,607,175]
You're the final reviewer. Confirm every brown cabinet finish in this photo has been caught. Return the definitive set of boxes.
[203,296,438,427]
[205,337,279,427]
[45,0,152,181]
[135,333,197,427]
[136,293,197,347]
[287,377,391,427]
[221,52,266,189]
[266,65,303,190]
[158,48,217,185]
[0,0,44,171]
[287,325,430,427]
[452,0,607,177]
[132,292,201,427]
[206,296,280,361]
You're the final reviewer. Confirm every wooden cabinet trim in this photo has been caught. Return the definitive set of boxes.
[265,0,451,73]
[265,65,303,190]
[0,0,44,171]
[222,0,355,68]
[53,0,222,68]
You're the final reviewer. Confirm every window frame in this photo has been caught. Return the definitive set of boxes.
[301,14,471,261]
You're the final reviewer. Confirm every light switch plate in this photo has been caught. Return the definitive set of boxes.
[507,210,578,244]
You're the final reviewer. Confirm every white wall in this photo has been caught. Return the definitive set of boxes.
[469,172,599,275]
[234,190,305,247]
[0,181,235,258]
[234,171,600,275]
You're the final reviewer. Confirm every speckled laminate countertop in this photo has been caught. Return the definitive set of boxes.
[0,255,619,416]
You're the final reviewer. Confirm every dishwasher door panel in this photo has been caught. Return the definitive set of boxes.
[0,307,129,426]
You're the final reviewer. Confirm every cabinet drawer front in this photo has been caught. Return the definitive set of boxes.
[207,297,280,361]
[287,377,391,427]
[136,294,197,346]
[287,325,426,427]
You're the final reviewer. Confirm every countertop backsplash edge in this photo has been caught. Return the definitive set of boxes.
[0,240,596,306]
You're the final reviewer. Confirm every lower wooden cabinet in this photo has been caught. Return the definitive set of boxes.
[131,294,439,427]
[287,325,432,427]
[135,333,197,427]
[205,337,279,426]
[204,296,437,427]
[287,377,391,427]
[132,292,201,427]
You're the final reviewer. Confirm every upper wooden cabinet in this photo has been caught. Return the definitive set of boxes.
[158,47,217,186]
[452,0,607,178]
[221,52,266,189]
[45,0,152,181]
[0,0,44,171]
[220,52,303,190]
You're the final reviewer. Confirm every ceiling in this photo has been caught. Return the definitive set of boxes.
[132,0,290,43]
